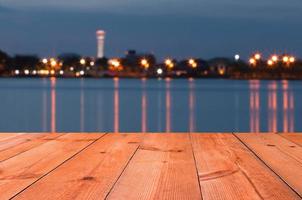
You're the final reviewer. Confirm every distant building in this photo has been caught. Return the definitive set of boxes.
[126,50,137,56]
[96,30,106,58]
[123,50,156,71]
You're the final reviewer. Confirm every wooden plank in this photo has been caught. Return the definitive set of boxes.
[0,134,63,162]
[281,133,302,147]
[0,133,104,199]
[0,133,22,141]
[191,133,300,200]
[14,134,142,200]
[237,133,302,197]
[107,133,201,200]
[0,134,45,152]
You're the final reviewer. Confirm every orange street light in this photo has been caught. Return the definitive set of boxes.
[267,60,274,66]
[141,59,148,66]
[218,67,226,75]
[289,56,295,63]
[24,69,30,75]
[188,59,195,65]
[249,58,256,65]
[254,53,261,60]
[283,56,289,63]
[188,59,197,68]
[169,63,174,69]
[140,59,150,69]
[80,58,86,65]
[165,59,174,69]
[271,55,278,62]
[108,59,121,70]
[50,60,57,67]
[42,58,48,64]
[165,59,173,66]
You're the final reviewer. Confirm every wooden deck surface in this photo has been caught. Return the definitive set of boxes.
[0,133,301,200]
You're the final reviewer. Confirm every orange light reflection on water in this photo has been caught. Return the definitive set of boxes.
[114,78,119,133]
[250,80,296,133]
[249,80,260,132]
[189,79,195,132]
[141,79,147,133]
[283,81,289,133]
[50,77,56,133]
[166,79,171,133]
[268,82,277,133]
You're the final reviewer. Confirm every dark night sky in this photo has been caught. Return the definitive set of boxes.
[0,0,302,60]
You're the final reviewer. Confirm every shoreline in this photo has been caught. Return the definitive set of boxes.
[1,76,302,81]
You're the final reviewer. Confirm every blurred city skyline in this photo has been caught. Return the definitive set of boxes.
[0,0,302,59]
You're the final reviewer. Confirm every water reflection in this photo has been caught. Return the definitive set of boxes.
[141,79,147,133]
[249,80,296,133]
[268,82,278,133]
[50,77,56,133]
[0,79,300,132]
[189,79,195,132]
[165,79,171,132]
[80,79,85,132]
[290,92,295,132]
[249,80,260,133]
[42,79,48,132]
[283,81,289,132]
[282,81,295,132]
[44,79,298,133]
[96,93,103,131]
[157,82,163,131]
[114,78,119,133]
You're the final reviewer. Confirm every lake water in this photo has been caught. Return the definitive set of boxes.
[0,78,301,133]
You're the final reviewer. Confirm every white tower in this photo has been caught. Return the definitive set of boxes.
[96,30,106,58]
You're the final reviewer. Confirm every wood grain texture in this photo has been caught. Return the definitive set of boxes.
[237,133,302,197]
[0,134,45,152]
[0,133,301,200]
[107,133,202,200]
[0,133,103,199]
[191,134,300,200]
[0,133,20,141]
[14,134,142,200]
[281,133,302,147]
[0,133,63,162]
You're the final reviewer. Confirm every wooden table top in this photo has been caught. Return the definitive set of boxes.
[0,133,301,200]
